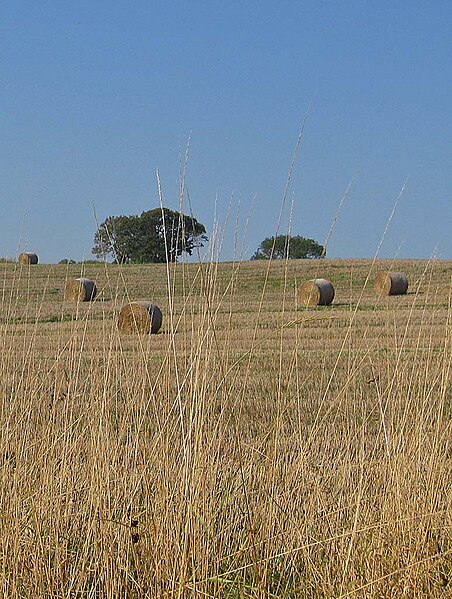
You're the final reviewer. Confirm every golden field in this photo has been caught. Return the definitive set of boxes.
[0,258,450,598]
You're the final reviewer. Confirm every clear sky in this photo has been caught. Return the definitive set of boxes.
[1,1,451,263]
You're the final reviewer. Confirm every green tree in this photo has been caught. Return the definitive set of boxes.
[251,235,324,260]
[92,208,208,263]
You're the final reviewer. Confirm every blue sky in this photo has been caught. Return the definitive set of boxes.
[1,1,451,262]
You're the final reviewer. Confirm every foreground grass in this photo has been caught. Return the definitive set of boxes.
[0,258,450,597]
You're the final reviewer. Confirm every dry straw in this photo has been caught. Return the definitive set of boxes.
[298,278,335,306]
[18,252,38,265]
[374,271,408,296]
[64,278,97,302]
[117,301,163,334]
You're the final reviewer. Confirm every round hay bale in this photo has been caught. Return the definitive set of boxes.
[19,252,38,265]
[298,278,335,306]
[117,301,163,334]
[374,271,408,296]
[64,278,97,302]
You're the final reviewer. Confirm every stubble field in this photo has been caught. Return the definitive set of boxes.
[0,258,450,598]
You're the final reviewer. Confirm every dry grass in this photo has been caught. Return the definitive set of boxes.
[0,257,450,597]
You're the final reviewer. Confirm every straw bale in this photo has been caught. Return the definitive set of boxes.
[19,252,38,265]
[374,271,408,296]
[117,301,163,334]
[298,278,335,306]
[64,278,97,302]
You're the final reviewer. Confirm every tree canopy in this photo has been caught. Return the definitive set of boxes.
[92,208,208,263]
[251,235,324,260]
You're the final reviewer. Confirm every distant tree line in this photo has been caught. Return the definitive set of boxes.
[251,235,324,260]
[92,208,208,264]
[59,259,103,264]
[60,216,323,265]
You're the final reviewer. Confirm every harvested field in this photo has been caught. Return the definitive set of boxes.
[0,258,450,597]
